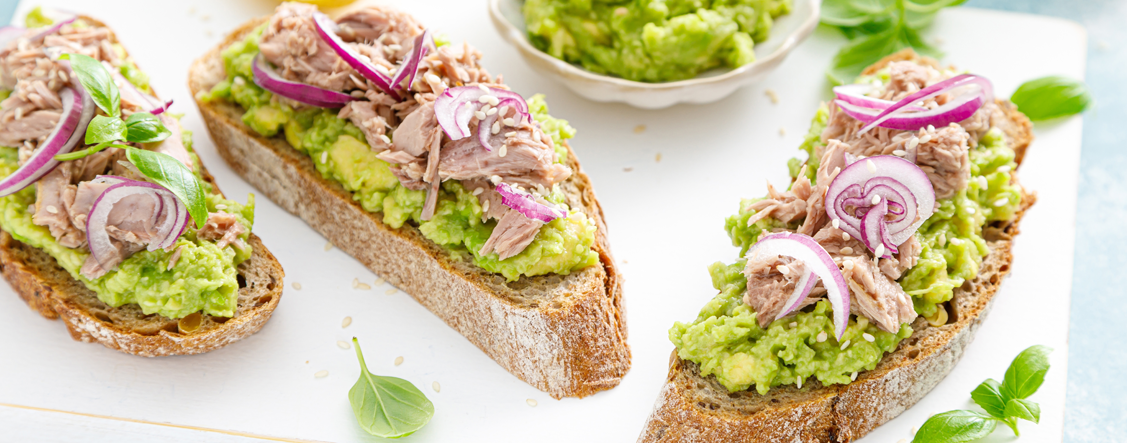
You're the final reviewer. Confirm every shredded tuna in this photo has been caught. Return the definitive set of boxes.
[479,208,543,260]
[32,165,84,248]
[879,235,922,280]
[842,257,917,333]
[742,252,819,327]
[198,212,247,250]
[915,123,971,199]
[744,178,811,227]
[258,2,354,92]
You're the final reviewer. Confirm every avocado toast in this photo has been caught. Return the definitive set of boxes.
[0,13,283,356]
[639,50,1035,441]
[189,3,628,398]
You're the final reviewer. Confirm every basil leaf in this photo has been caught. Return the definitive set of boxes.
[821,0,893,27]
[349,338,434,439]
[828,25,909,85]
[970,378,1007,419]
[59,53,120,117]
[912,410,998,443]
[1011,76,1091,121]
[1002,345,1052,400]
[1004,398,1041,424]
[124,148,208,229]
[124,112,171,143]
[84,115,128,144]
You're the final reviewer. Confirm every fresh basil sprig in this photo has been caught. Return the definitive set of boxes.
[1010,76,1091,121]
[60,53,121,118]
[912,345,1051,443]
[349,337,434,439]
[821,0,967,84]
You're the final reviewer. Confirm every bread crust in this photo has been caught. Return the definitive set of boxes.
[189,17,630,399]
[638,49,1036,442]
[0,15,285,357]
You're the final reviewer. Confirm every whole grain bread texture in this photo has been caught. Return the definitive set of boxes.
[0,16,284,357]
[638,49,1036,442]
[189,17,629,399]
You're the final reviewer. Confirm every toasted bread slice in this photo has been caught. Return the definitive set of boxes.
[638,50,1036,442]
[189,17,629,399]
[0,16,284,357]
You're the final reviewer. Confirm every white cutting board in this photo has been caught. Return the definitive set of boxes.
[0,2,1083,442]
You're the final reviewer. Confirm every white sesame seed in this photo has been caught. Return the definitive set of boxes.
[527,399,538,407]
[504,131,517,137]
[478,84,489,93]
[492,121,501,134]
[851,372,858,381]
[473,187,484,196]
[789,322,798,328]
[352,278,360,289]
[614,6,629,16]
[337,340,351,349]
[342,316,352,328]
[907,137,920,150]
[394,356,404,366]
[893,150,907,156]
[843,232,851,241]
[432,381,441,393]
[966,207,976,214]
[215,204,228,210]
[499,145,508,157]
[796,376,803,389]
[994,198,1008,207]
[841,340,851,350]
[324,242,333,251]
[385,288,397,295]
[474,110,486,120]
[315,370,329,378]
[480,104,492,115]
[875,244,885,257]
[490,175,502,184]
[14,108,22,120]
[817,331,828,342]
[779,127,786,137]
[482,200,490,212]
[765,89,779,104]
[45,205,57,214]
[927,124,935,132]
[379,134,391,145]
[978,176,989,188]
[832,219,840,229]
[840,247,854,255]
[871,195,881,205]
[777,265,791,275]
[866,159,876,173]
[863,333,875,342]
[486,107,498,116]
[950,237,963,245]
[356,282,371,290]
[374,277,386,285]
[503,118,515,126]
[844,259,855,270]
[292,282,302,290]
[321,151,328,164]
[919,134,932,144]
[998,165,1012,173]
[425,73,441,84]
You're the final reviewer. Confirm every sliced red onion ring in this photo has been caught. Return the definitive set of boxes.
[0,87,93,197]
[748,232,851,340]
[389,29,432,92]
[495,182,566,223]
[311,12,397,99]
[85,178,189,272]
[436,85,529,144]
[825,156,935,257]
[251,54,355,108]
[833,84,927,112]
[856,74,994,134]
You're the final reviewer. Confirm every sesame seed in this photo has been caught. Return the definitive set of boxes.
[966,207,976,214]
[875,244,885,257]
[840,247,854,255]
[352,278,360,289]
[919,134,932,144]
[292,282,302,290]
[474,110,486,120]
[374,277,386,285]
[893,150,906,156]
[482,200,491,212]
[394,356,404,366]
[315,370,329,378]
[379,134,391,145]
[432,381,441,393]
[527,399,538,407]
[832,219,840,229]
[385,288,397,295]
[871,195,881,205]
[841,340,851,350]
[978,176,989,188]
[486,107,498,116]
[490,175,502,184]
[492,121,501,134]
[998,165,1012,173]
[863,333,875,342]
[486,96,499,106]
[478,84,489,93]
[779,127,786,137]
[789,322,797,328]
[614,6,628,16]
[503,118,516,126]
[927,124,935,132]
[655,153,662,162]
[473,187,484,196]
[816,331,828,342]
[777,265,790,275]
[994,198,1008,207]
[634,124,646,134]
[842,232,851,241]
[337,340,350,349]
[480,104,492,115]
[215,204,228,210]
[45,205,57,214]
[866,159,876,173]
[843,259,855,270]
[765,89,779,104]
[950,238,963,245]
[499,145,508,157]
[910,427,917,436]
[342,316,352,328]
[504,131,517,137]
[425,73,441,84]
[796,376,803,389]
[324,242,333,251]
[356,282,371,290]
[321,151,328,164]
[851,372,858,381]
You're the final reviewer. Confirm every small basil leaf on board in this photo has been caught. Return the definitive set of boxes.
[912,410,998,443]
[349,338,434,439]
[84,115,128,144]
[124,112,171,143]
[1011,76,1091,121]
[969,378,1007,419]
[59,53,120,117]
[1002,345,1052,400]
[1004,398,1041,424]
[124,148,208,229]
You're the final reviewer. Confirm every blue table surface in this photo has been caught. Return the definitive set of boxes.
[0,0,1121,441]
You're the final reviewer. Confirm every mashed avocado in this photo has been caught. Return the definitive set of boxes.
[675,72,1023,393]
[199,28,599,281]
[0,144,255,319]
[524,0,791,82]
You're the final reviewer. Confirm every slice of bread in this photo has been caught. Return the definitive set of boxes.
[638,50,1036,442]
[189,17,630,399]
[0,16,284,357]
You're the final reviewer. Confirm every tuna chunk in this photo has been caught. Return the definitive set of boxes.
[813,225,866,258]
[390,101,437,157]
[0,108,59,147]
[744,179,811,227]
[742,252,819,328]
[32,165,84,248]
[879,235,922,280]
[79,188,174,279]
[915,123,971,199]
[340,97,396,151]
[842,257,917,333]
[335,6,423,50]
[479,209,542,260]
[258,2,354,92]
[198,212,247,250]
[437,117,570,190]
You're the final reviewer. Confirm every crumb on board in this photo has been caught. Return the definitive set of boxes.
[633,124,646,134]
[765,89,779,104]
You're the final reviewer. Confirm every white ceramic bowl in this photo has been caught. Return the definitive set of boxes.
[489,0,821,109]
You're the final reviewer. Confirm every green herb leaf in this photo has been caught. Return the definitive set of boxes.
[84,115,127,145]
[912,410,998,443]
[1011,76,1091,121]
[1002,345,1052,400]
[970,378,1007,419]
[828,25,909,85]
[59,53,120,117]
[124,112,171,143]
[1004,398,1041,424]
[125,148,208,229]
[821,0,893,27]
[349,337,434,439]
[822,0,961,84]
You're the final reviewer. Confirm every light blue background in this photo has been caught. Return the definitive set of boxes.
[0,0,1120,441]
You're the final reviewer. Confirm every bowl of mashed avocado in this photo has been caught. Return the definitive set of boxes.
[489,0,821,109]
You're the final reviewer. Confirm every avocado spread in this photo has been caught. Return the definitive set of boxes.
[199,27,598,281]
[0,137,255,319]
[523,0,792,82]
[671,67,1023,393]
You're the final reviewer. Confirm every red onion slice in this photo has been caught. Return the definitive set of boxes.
[0,87,93,197]
[311,12,397,99]
[825,156,935,256]
[30,14,76,42]
[436,86,529,142]
[857,74,994,134]
[836,96,985,132]
[748,232,851,340]
[85,179,190,271]
[495,182,566,223]
[389,29,432,92]
[252,54,355,108]
[833,84,927,111]
[476,97,524,151]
